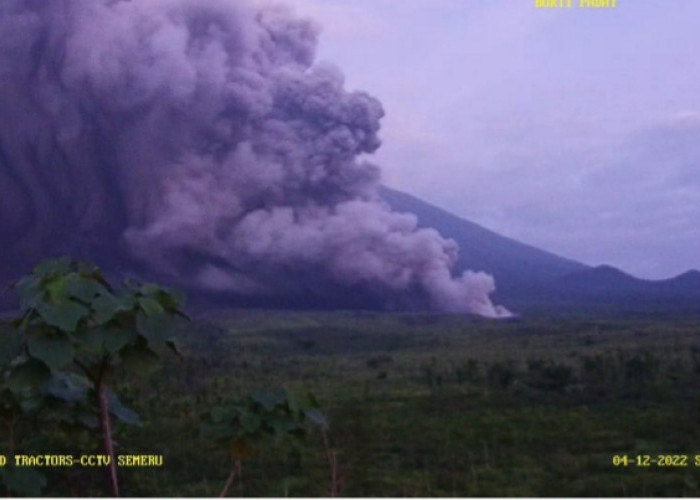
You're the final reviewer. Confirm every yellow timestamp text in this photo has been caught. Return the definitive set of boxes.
[612,455,700,467]
[0,454,163,467]
[535,0,617,8]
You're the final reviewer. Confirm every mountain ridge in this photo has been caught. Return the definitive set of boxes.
[379,186,700,314]
[377,186,589,290]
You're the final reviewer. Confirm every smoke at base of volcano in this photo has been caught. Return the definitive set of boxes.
[0,0,510,318]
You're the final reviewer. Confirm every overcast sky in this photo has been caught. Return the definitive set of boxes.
[279,0,700,279]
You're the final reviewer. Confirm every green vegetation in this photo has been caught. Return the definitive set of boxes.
[1,257,186,496]
[0,259,329,497]
[2,264,700,496]
[201,386,331,497]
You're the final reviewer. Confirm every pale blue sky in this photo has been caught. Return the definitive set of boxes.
[281,0,700,278]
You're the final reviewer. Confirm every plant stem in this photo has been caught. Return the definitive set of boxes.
[218,460,241,497]
[7,414,16,456]
[97,380,119,496]
[322,429,339,497]
[3,415,15,497]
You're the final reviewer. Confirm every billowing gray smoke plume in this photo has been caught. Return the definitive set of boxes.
[0,0,510,317]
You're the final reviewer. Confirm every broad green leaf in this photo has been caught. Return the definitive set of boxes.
[27,330,74,371]
[307,391,320,407]
[285,386,313,414]
[208,406,227,423]
[13,275,43,309]
[75,409,99,429]
[92,293,132,324]
[10,310,34,331]
[200,421,235,441]
[139,283,162,296]
[46,373,90,403]
[76,324,136,355]
[136,313,171,348]
[208,403,241,423]
[269,415,300,436]
[19,394,44,413]
[0,328,23,365]
[64,273,104,303]
[0,387,17,408]
[143,287,183,312]
[239,410,261,433]
[165,339,184,360]
[107,390,141,426]
[8,358,50,393]
[139,296,164,316]
[120,342,160,375]
[44,274,69,301]
[36,300,88,332]
[302,408,328,428]
[33,256,71,277]
[102,326,137,354]
[158,288,183,310]
[0,466,47,496]
[76,260,100,275]
[76,262,113,290]
[110,404,141,425]
[73,325,105,352]
[250,390,284,411]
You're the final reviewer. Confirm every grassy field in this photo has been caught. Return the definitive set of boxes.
[5,309,700,496]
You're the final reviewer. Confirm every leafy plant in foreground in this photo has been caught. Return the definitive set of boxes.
[0,357,48,497]
[201,386,329,497]
[7,257,186,496]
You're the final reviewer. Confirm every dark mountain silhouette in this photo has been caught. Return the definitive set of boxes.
[556,265,642,293]
[659,269,700,289]
[555,265,700,299]
[532,265,700,315]
[378,186,589,293]
[379,186,700,314]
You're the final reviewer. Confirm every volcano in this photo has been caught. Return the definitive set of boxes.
[380,186,700,315]
[0,0,696,317]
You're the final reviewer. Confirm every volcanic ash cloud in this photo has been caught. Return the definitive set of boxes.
[0,0,510,317]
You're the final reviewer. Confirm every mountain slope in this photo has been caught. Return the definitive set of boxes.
[378,185,590,297]
[379,186,699,314]
[658,270,700,290]
[555,265,700,302]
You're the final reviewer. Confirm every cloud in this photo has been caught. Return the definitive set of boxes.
[0,0,511,316]
[291,1,700,280]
